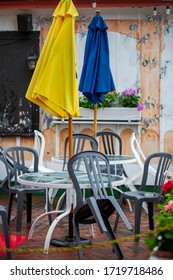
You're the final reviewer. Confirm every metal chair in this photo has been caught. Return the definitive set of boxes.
[2,146,46,232]
[96,131,128,177]
[114,152,173,240]
[68,150,133,260]
[0,205,11,259]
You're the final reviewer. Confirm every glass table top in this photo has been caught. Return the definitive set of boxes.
[52,155,136,164]
[18,171,126,188]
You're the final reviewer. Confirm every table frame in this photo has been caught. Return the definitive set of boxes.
[18,171,126,254]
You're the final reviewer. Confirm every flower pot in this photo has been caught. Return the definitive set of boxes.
[79,107,141,121]
[150,250,173,260]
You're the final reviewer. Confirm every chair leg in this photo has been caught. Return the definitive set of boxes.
[26,193,32,223]
[148,202,154,230]
[73,218,83,260]
[1,177,9,195]
[16,191,25,232]
[134,200,143,240]
[7,193,14,224]
[104,218,123,260]
[1,209,12,259]
[113,194,124,232]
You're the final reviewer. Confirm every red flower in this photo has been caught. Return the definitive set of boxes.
[162,180,173,194]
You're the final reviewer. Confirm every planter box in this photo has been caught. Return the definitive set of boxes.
[79,107,141,121]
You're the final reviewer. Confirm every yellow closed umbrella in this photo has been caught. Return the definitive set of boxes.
[26,0,79,156]
[26,0,79,118]
[26,0,80,246]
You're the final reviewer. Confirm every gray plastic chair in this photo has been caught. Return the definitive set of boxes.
[2,146,46,232]
[62,133,98,171]
[68,150,132,260]
[0,205,11,259]
[0,146,13,195]
[55,133,98,210]
[96,131,128,177]
[114,152,173,240]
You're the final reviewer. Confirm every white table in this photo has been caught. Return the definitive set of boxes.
[52,154,137,211]
[18,171,126,254]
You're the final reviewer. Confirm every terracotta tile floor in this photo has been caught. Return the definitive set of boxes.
[0,194,154,260]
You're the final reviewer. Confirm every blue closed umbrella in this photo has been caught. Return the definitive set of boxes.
[79,12,115,105]
[79,12,115,137]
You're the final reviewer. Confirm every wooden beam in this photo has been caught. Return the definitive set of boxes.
[0,1,173,9]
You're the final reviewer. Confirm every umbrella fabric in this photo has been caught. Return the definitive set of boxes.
[26,0,80,118]
[79,13,115,104]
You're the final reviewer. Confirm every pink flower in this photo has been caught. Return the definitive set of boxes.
[164,200,173,212]
[137,104,144,111]
[121,89,137,96]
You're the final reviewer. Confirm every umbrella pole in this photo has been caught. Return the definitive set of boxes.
[93,104,97,138]
[51,117,91,247]
[68,116,73,158]
[59,116,91,247]
[68,115,74,239]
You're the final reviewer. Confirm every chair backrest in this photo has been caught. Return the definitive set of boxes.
[68,150,114,204]
[0,146,17,166]
[96,131,122,155]
[130,132,156,176]
[130,132,146,169]
[2,146,39,188]
[33,130,46,167]
[0,151,6,189]
[29,130,46,171]
[96,131,127,176]
[0,146,15,193]
[0,156,8,191]
[140,152,173,193]
[62,133,98,171]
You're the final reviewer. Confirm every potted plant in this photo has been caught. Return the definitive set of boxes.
[118,88,144,110]
[79,91,119,109]
[79,88,144,121]
[145,171,173,259]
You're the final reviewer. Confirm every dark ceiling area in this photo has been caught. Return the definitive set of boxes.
[0,1,173,9]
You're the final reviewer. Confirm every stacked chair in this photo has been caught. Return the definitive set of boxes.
[56,133,98,210]
[68,150,133,259]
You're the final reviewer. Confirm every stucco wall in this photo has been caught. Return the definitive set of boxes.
[0,7,173,174]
